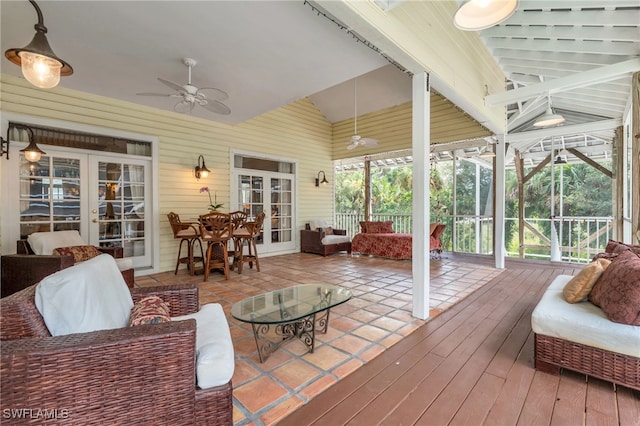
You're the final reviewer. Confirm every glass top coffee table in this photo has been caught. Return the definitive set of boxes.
[231,284,352,362]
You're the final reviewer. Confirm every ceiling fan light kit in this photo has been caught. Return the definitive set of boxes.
[5,0,73,89]
[454,0,518,31]
[137,58,231,115]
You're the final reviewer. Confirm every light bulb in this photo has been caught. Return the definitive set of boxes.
[23,149,42,162]
[19,51,62,89]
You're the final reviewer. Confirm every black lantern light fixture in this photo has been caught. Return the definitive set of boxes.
[0,123,46,162]
[5,0,73,89]
[194,155,210,180]
[315,171,329,187]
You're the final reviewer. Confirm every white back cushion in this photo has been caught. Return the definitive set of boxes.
[309,219,329,231]
[28,230,86,255]
[35,254,134,336]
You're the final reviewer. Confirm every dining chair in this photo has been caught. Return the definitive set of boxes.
[199,212,232,280]
[167,212,204,276]
[235,211,266,274]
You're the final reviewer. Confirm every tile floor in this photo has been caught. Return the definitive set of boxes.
[136,252,502,426]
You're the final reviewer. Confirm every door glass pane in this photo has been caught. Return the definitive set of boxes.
[19,155,80,238]
[97,161,146,257]
[271,178,292,243]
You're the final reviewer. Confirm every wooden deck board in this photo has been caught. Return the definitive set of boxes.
[279,261,636,426]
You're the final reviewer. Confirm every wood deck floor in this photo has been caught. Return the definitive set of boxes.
[279,259,640,426]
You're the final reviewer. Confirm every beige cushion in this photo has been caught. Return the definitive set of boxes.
[28,230,86,255]
[562,258,611,303]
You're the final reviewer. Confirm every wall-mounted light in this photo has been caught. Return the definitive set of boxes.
[0,124,46,162]
[194,155,210,180]
[454,0,518,31]
[315,171,329,187]
[4,0,74,89]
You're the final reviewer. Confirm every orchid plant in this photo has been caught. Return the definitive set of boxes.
[200,186,224,211]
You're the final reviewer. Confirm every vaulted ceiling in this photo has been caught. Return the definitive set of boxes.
[1,0,638,167]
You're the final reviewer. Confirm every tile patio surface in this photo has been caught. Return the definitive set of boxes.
[136,252,502,425]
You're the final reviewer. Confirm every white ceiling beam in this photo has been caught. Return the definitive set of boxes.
[486,39,638,56]
[486,58,640,106]
[483,26,640,42]
[498,9,640,26]
[506,119,622,143]
[493,49,636,66]
[517,0,640,10]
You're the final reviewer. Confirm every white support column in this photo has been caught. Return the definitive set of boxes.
[494,134,506,269]
[412,71,430,320]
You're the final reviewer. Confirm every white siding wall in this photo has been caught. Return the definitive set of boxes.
[0,75,335,273]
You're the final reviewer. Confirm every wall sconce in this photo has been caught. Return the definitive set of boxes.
[0,124,46,162]
[315,171,329,187]
[194,155,210,180]
[4,0,74,89]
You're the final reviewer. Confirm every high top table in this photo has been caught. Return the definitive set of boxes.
[231,284,352,362]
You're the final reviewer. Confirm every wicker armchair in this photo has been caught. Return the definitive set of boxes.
[0,282,233,425]
[300,223,352,257]
[1,236,136,295]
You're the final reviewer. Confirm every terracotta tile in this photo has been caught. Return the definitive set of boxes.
[331,333,371,355]
[259,395,304,426]
[332,358,364,379]
[304,345,350,370]
[330,316,364,332]
[359,343,386,362]
[370,316,405,332]
[232,359,262,386]
[234,376,289,413]
[272,359,322,390]
[352,324,390,342]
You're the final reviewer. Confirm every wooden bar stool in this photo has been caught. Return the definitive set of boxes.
[167,212,204,275]
[199,212,232,280]
[234,211,266,274]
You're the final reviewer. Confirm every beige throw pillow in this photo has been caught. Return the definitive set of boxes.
[562,258,611,303]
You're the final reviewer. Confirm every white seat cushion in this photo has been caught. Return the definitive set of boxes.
[321,235,351,245]
[171,303,235,389]
[35,254,134,336]
[28,230,86,255]
[531,275,640,357]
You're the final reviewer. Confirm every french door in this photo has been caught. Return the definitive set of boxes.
[233,171,295,254]
[15,148,152,268]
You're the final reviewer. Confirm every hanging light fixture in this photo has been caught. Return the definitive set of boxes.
[534,94,565,127]
[454,0,518,31]
[5,0,73,89]
[478,140,496,158]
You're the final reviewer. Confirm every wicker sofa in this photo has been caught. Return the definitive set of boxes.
[1,256,233,425]
[531,243,640,390]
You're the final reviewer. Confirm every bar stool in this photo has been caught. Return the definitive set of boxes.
[199,212,232,280]
[167,212,204,275]
[235,211,266,274]
[229,210,248,271]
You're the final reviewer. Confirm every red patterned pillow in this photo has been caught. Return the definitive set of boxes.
[605,240,640,256]
[52,245,100,263]
[588,250,640,325]
[361,221,394,234]
[129,296,171,326]
[322,226,334,235]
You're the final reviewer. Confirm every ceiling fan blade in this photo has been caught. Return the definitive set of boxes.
[158,77,186,93]
[197,87,229,101]
[136,92,180,97]
[361,138,379,148]
[200,99,231,115]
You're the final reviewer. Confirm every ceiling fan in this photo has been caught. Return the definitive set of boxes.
[137,58,230,115]
[347,78,379,150]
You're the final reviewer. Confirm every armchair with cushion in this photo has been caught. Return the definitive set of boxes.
[1,254,234,425]
[1,230,134,297]
[300,219,352,257]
